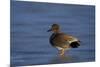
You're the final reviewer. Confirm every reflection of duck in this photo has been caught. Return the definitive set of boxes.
[47,24,80,56]
[50,55,73,64]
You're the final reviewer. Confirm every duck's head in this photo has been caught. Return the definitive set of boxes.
[47,24,60,33]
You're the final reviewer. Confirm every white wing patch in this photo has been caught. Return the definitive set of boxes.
[68,38,78,43]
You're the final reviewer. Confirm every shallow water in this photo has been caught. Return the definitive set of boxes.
[11,1,95,66]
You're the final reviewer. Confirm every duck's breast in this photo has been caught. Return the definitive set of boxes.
[50,33,69,48]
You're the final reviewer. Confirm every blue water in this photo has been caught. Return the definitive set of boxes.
[11,1,95,66]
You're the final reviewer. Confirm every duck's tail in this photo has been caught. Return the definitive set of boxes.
[70,41,80,48]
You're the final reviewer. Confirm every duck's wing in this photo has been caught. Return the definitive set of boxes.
[62,34,78,42]
[50,33,80,48]
[62,34,80,48]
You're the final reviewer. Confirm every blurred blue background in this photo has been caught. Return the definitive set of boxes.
[11,1,95,66]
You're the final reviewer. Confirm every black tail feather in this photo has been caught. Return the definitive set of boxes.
[70,41,80,48]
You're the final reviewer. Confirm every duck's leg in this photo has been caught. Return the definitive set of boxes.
[59,49,65,56]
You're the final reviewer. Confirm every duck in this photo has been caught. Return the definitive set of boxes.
[47,24,80,56]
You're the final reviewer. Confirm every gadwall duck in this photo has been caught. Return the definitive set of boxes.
[47,24,80,56]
